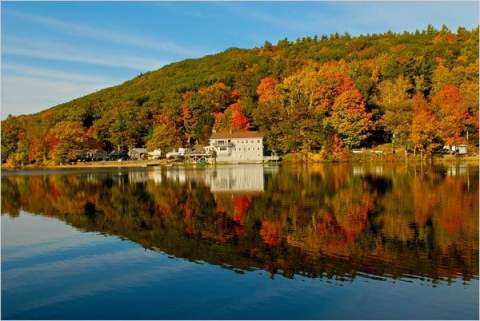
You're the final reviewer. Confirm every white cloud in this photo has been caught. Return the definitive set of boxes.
[4,37,166,71]
[1,9,193,117]
[1,74,117,117]
[3,63,119,84]
[9,10,204,57]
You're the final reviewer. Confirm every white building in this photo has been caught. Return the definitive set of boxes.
[206,131,264,163]
[444,144,468,155]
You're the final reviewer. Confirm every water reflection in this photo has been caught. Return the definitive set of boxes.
[145,164,268,192]
[1,164,478,283]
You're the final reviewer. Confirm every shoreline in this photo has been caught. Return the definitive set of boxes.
[1,154,478,170]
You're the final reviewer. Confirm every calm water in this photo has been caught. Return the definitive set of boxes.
[1,164,478,320]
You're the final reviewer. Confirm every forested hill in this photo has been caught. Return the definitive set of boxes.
[1,25,479,165]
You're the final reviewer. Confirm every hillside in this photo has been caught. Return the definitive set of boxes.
[1,25,479,165]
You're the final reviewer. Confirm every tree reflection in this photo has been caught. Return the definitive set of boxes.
[1,164,478,283]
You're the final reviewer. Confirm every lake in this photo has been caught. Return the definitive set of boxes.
[1,164,478,319]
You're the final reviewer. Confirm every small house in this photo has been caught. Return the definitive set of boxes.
[443,144,468,155]
[456,145,468,155]
[128,148,148,160]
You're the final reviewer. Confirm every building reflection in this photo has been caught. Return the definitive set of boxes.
[446,164,469,177]
[147,164,269,193]
[206,165,266,192]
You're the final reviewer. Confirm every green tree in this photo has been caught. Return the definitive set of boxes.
[146,116,180,152]
[1,116,20,163]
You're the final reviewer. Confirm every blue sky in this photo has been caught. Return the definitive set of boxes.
[1,1,478,118]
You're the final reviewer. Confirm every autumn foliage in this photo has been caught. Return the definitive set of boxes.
[230,102,250,130]
[256,76,278,104]
[328,89,373,148]
[432,85,471,145]
[1,26,478,165]
[410,95,439,154]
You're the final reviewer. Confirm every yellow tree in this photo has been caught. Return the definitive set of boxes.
[410,95,439,156]
[146,115,181,152]
[460,79,479,144]
[48,121,93,163]
[274,65,356,152]
[375,76,413,148]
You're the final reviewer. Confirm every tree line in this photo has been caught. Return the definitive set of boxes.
[1,25,478,165]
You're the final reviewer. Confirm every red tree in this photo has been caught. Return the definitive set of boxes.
[256,76,278,104]
[230,102,250,130]
[432,85,470,145]
[410,95,439,154]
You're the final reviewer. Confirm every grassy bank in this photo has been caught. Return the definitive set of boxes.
[2,151,478,170]
[281,149,479,165]
[431,155,479,165]
[2,159,169,170]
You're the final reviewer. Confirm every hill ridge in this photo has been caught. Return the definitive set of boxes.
[1,25,478,165]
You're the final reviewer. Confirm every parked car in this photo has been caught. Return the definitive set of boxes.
[166,147,190,159]
[148,149,162,160]
[76,152,92,162]
[108,150,129,161]
[91,150,109,161]
[434,148,451,155]
[166,151,184,160]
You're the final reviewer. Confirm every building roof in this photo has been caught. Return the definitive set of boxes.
[210,131,263,139]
